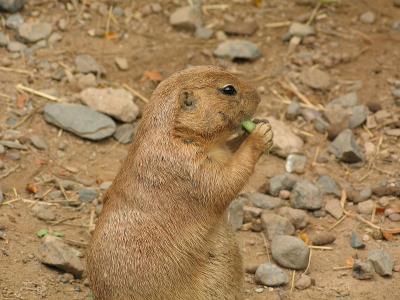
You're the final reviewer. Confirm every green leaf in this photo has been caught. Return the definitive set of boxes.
[242,120,256,133]
[51,231,65,237]
[36,229,48,238]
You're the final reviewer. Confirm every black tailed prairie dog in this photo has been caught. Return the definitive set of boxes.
[87,66,273,300]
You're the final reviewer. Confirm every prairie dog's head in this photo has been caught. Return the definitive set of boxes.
[172,66,260,141]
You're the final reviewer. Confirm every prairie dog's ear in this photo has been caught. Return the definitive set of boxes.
[180,90,197,110]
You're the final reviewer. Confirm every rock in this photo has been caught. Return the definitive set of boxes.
[316,175,341,198]
[32,203,56,221]
[0,189,3,204]
[372,181,400,197]
[366,101,382,113]
[75,54,106,75]
[261,213,295,240]
[353,187,372,203]
[357,200,375,215]
[0,32,8,47]
[43,103,116,141]
[99,181,112,190]
[213,40,261,61]
[269,173,297,196]
[6,13,24,30]
[349,105,369,128]
[247,193,283,209]
[295,275,312,290]
[38,236,83,278]
[329,129,364,163]
[368,250,394,276]
[385,128,400,137]
[268,117,304,158]
[271,235,310,269]
[195,27,213,39]
[228,197,247,231]
[223,20,259,36]
[0,0,26,12]
[325,198,343,219]
[169,6,202,31]
[30,135,47,150]
[350,231,365,249]
[285,101,301,121]
[277,207,308,229]
[0,140,27,150]
[326,92,358,109]
[58,180,77,191]
[353,260,374,280]
[285,154,307,174]
[78,188,98,203]
[290,180,323,210]
[255,263,289,287]
[76,73,97,90]
[389,213,400,222]
[7,40,27,52]
[48,32,63,44]
[57,18,68,31]
[300,68,330,90]
[289,22,315,37]
[279,190,291,200]
[114,57,128,70]
[393,20,400,32]
[80,87,139,123]
[395,0,400,7]
[309,231,336,246]
[18,22,52,43]
[113,123,136,144]
[360,11,376,24]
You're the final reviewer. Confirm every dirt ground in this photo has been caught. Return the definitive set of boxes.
[1,0,400,299]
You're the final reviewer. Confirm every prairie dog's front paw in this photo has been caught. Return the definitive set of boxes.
[251,121,273,151]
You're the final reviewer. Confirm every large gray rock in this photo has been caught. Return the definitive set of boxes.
[269,173,298,196]
[247,193,283,209]
[300,67,330,90]
[368,250,394,276]
[43,103,116,141]
[75,54,106,75]
[0,0,26,12]
[316,175,341,198]
[169,6,202,31]
[271,235,310,269]
[289,22,315,37]
[214,40,261,61]
[277,207,308,229]
[38,236,84,278]
[261,213,295,240]
[268,117,304,158]
[6,13,24,30]
[255,263,289,287]
[285,154,307,174]
[290,180,323,210]
[18,22,52,43]
[329,129,364,163]
[80,87,139,123]
[114,123,136,144]
[326,92,358,109]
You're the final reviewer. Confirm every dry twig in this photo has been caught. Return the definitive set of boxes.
[123,84,149,103]
[16,84,61,102]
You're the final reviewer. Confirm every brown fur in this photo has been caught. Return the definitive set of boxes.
[86,66,273,300]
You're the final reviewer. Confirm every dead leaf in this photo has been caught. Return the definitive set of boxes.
[253,0,263,7]
[299,232,310,245]
[382,231,397,241]
[26,183,38,194]
[16,94,27,109]
[345,257,355,267]
[375,207,385,215]
[143,70,163,82]
[105,32,118,40]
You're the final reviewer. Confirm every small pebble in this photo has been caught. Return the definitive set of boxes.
[350,231,366,249]
[295,274,312,290]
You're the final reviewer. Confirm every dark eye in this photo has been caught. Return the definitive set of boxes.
[219,85,237,96]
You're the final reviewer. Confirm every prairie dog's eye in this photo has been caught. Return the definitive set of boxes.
[219,85,237,96]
